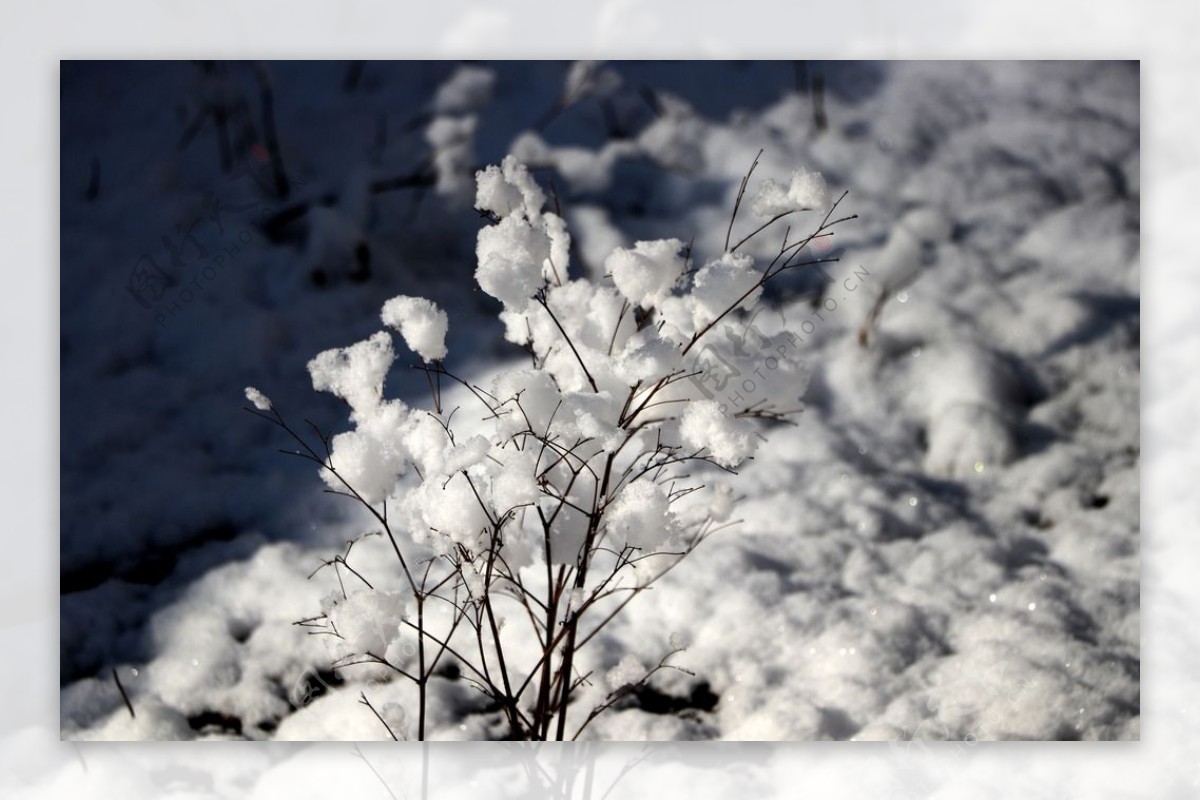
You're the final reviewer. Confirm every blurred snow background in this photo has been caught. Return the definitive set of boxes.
[55,58,1139,745]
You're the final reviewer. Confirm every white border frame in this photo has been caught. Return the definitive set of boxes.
[7,2,1189,797]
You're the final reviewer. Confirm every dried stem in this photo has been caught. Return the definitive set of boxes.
[247,153,855,744]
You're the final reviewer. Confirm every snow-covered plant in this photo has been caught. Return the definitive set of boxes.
[246,152,854,740]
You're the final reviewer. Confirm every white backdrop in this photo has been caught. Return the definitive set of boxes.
[5,1,1192,797]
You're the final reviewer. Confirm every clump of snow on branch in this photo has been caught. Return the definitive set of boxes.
[244,386,272,411]
[606,479,678,551]
[606,238,687,309]
[686,252,763,330]
[606,654,646,689]
[680,400,759,467]
[475,156,572,310]
[308,331,396,419]
[323,589,409,663]
[381,295,448,362]
[751,166,830,217]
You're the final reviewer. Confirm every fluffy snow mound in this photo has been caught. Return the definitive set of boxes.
[381,295,449,362]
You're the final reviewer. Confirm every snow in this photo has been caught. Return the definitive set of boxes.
[637,94,707,173]
[491,367,562,436]
[679,400,759,468]
[401,471,492,550]
[605,479,678,551]
[606,654,647,689]
[912,341,1023,479]
[307,331,396,419]
[243,386,272,412]
[488,447,540,512]
[474,156,574,307]
[57,60,1140,748]
[687,251,763,330]
[324,589,410,664]
[318,398,412,505]
[432,65,495,117]
[475,216,551,310]
[605,238,687,309]
[751,166,831,217]
[320,426,403,505]
[562,60,622,105]
[378,702,409,740]
[426,115,478,199]
[380,295,449,362]
[475,155,546,221]
[614,329,680,384]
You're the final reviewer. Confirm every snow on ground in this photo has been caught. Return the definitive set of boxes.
[59,60,1138,741]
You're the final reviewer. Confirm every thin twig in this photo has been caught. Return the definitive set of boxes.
[112,668,135,719]
[724,149,763,252]
[535,293,600,393]
[359,692,399,741]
